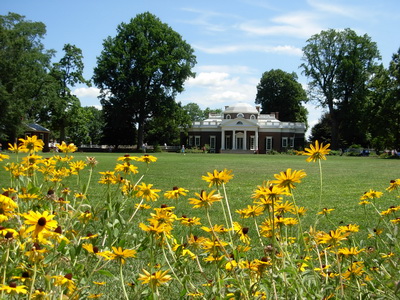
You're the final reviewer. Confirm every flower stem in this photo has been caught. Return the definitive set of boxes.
[119,261,129,300]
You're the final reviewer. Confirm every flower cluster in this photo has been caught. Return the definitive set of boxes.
[0,139,399,299]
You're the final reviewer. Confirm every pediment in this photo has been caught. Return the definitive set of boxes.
[221,117,258,127]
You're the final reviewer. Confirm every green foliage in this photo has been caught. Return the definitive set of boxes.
[301,28,381,149]
[0,12,54,141]
[93,12,196,148]
[255,69,308,124]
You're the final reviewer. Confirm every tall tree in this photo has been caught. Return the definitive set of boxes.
[255,69,308,123]
[93,12,196,148]
[183,102,204,121]
[301,28,380,149]
[47,44,91,142]
[0,12,54,142]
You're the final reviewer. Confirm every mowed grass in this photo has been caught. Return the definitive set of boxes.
[2,151,398,232]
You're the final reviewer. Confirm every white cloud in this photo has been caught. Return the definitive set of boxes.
[193,43,302,55]
[73,87,100,98]
[186,72,239,87]
[238,11,322,39]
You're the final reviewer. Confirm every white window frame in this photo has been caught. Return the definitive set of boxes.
[289,137,295,148]
[188,136,193,147]
[195,136,201,147]
[282,137,288,148]
[209,136,216,150]
[266,137,273,151]
[250,135,255,150]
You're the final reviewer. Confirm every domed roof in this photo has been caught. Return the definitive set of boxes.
[224,103,259,114]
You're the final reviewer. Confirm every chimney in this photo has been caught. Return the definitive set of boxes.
[274,112,279,120]
[225,105,229,110]
[256,105,260,112]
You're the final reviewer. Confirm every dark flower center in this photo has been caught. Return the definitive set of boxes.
[64,273,73,280]
[242,227,249,235]
[93,246,99,253]
[38,217,47,226]
[54,226,62,234]
[5,231,13,239]
[9,282,17,288]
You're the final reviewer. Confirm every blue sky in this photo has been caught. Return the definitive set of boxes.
[2,0,400,134]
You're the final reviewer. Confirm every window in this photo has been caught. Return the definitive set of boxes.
[195,136,201,147]
[226,135,231,149]
[282,137,288,148]
[210,136,216,150]
[289,137,295,148]
[188,136,193,146]
[226,114,231,119]
[250,135,255,150]
[266,137,273,151]
[237,113,244,118]
[236,121,243,125]
[250,114,256,120]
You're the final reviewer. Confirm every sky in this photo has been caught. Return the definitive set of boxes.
[2,0,400,135]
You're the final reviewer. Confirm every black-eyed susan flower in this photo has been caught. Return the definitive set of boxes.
[56,141,78,153]
[98,171,117,185]
[82,243,100,254]
[52,273,76,293]
[0,282,28,295]
[236,205,264,218]
[138,269,172,288]
[139,220,172,236]
[303,140,330,162]
[338,224,359,233]
[201,169,233,187]
[69,160,87,174]
[164,186,189,200]
[180,216,201,227]
[188,190,222,209]
[22,211,57,237]
[136,154,157,164]
[271,168,306,191]
[252,182,290,206]
[88,293,104,298]
[136,182,161,201]
[342,261,365,280]
[18,136,44,153]
[114,162,138,175]
[7,142,22,153]
[109,246,137,264]
[386,179,400,192]
[0,153,10,161]
[86,156,99,167]
[201,224,230,234]
[336,247,364,257]
[316,229,349,246]
[317,208,335,216]
[117,154,137,162]
[0,194,18,222]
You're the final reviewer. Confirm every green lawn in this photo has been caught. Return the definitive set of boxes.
[1,151,398,230]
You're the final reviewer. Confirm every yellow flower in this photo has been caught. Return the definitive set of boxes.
[236,205,264,218]
[317,208,335,215]
[342,261,365,280]
[18,135,44,153]
[252,182,290,206]
[98,171,117,185]
[56,141,78,153]
[136,154,157,164]
[188,190,223,209]
[22,211,58,237]
[117,154,138,162]
[0,282,28,294]
[316,229,349,246]
[8,142,23,153]
[0,194,18,222]
[136,182,161,201]
[386,179,400,192]
[69,160,87,174]
[180,216,201,227]
[336,247,364,257]
[109,246,137,264]
[88,294,104,298]
[270,168,306,191]
[303,140,330,162]
[138,269,172,288]
[139,220,172,236]
[82,243,100,254]
[52,274,75,292]
[202,169,233,187]
[164,186,189,199]
[114,162,138,174]
[0,153,10,161]
[360,189,383,200]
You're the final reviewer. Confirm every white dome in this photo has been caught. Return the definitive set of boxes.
[224,103,259,114]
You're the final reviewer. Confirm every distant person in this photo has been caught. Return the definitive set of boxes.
[181,145,185,154]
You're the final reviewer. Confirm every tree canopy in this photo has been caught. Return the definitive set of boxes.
[301,28,380,149]
[93,12,196,148]
[255,69,308,124]
[0,12,54,141]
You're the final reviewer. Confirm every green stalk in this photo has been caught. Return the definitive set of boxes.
[119,261,129,300]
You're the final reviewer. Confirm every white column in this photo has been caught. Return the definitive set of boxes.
[233,130,236,150]
[243,130,247,150]
[221,130,225,150]
[255,129,259,151]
